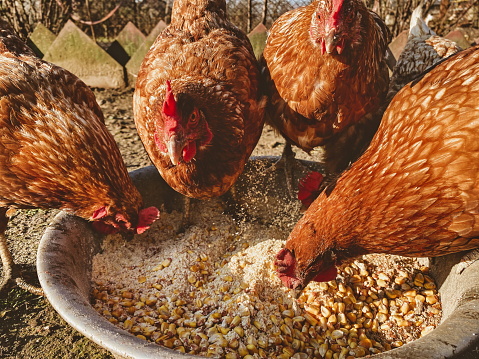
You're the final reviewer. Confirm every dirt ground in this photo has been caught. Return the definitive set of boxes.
[0,88,317,359]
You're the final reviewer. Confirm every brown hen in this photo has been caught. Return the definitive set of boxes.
[261,0,391,181]
[297,5,462,209]
[0,20,159,294]
[133,0,265,204]
[276,45,479,292]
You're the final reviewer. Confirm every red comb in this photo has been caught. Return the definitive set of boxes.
[275,248,299,288]
[312,265,338,283]
[332,0,344,11]
[331,0,345,26]
[136,206,160,234]
[298,171,324,208]
[275,248,296,274]
[162,80,177,116]
[92,206,108,220]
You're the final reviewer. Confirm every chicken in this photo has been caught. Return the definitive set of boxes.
[296,5,461,209]
[0,20,159,294]
[133,0,265,205]
[260,0,391,186]
[276,44,479,292]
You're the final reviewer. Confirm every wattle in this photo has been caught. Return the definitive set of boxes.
[312,265,338,282]
[182,141,197,162]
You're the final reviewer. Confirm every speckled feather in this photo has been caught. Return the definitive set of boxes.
[261,0,390,173]
[386,7,461,103]
[133,0,266,199]
[0,20,35,57]
[364,8,462,159]
[287,46,479,274]
[0,21,144,224]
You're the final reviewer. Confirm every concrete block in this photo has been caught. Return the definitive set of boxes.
[125,20,167,87]
[43,20,125,88]
[248,23,268,59]
[116,21,146,57]
[27,23,56,58]
[445,29,471,49]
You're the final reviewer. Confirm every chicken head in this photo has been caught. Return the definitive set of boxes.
[154,81,213,166]
[275,189,368,292]
[310,0,363,55]
[276,247,338,292]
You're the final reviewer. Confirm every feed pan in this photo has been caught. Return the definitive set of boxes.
[37,158,479,358]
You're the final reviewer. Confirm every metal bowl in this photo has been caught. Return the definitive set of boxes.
[37,158,479,358]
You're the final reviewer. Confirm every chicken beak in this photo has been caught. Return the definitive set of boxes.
[324,29,339,54]
[166,134,186,165]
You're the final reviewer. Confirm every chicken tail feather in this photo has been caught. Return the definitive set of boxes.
[409,3,435,38]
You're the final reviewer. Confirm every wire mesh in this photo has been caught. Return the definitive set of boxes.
[227,0,312,33]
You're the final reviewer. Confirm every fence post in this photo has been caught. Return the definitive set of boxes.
[248,0,252,32]
[262,0,268,25]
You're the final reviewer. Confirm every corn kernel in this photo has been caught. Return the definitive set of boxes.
[234,326,244,337]
[151,283,162,291]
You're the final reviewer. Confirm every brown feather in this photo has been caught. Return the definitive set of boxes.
[283,45,479,289]
[134,0,265,199]
[261,0,391,173]
[0,24,153,232]
[386,6,462,103]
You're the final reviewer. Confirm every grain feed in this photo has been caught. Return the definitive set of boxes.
[92,199,441,358]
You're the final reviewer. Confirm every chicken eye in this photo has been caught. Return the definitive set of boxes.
[189,110,199,126]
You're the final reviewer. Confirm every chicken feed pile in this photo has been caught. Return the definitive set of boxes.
[91,200,441,358]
